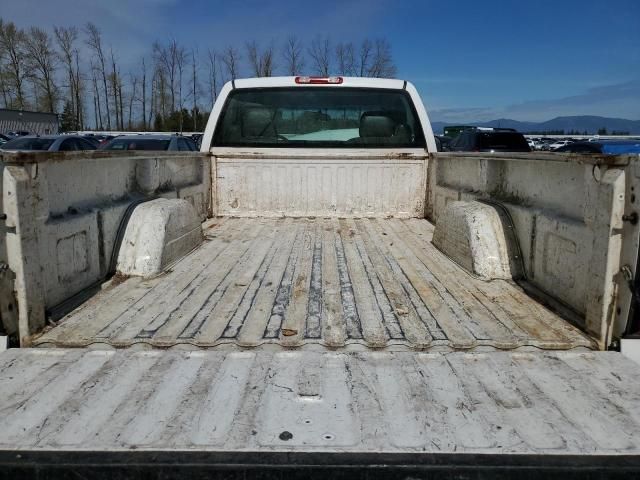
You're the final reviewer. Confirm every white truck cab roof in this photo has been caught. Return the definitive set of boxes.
[231,76,406,89]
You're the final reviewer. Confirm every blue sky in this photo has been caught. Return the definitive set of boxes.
[3,0,639,121]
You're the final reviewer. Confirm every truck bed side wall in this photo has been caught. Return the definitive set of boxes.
[1,152,210,344]
[429,152,639,347]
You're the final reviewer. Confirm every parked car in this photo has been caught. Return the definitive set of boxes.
[0,133,10,146]
[534,138,555,150]
[76,136,100,148]
[0,135,97,151]
[555,139,640,154]
[443,125,475,138]
[449,127,531,152]
[548,139,574,150]
[78,134,116,148]
[99,134,197,151]
[5,130,30,137]
[92,134,116,146]
[536,139,555,151]
[435,135,453,151]
[190,133,203,149]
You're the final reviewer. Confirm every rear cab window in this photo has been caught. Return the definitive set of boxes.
[212,88,425,148]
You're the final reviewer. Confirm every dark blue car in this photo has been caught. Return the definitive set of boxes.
[555,139,640,154]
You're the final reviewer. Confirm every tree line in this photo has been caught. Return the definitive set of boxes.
[0,19,398,132]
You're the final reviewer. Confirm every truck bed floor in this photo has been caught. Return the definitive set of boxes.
[34,218,593,351]
[1,348,640,462]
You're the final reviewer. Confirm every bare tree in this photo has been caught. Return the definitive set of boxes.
[357,38,373,77]
[206,49,220,109]
[246,40,276,77]
[141,56,147,130]
[153,41,173,112]
[74,49,84,127]
[54,26,82,128]
[0,20,29,109]
[154,65,168,121]
[24,27,58,113]
[221,46,241,80]
[149,66,157,128]
[127,73,138,130]
[110,49,121,129]
[191,49,198,131]
[0,40,9,107]
[30,76,39,110]
[118,68,124,130]
[368,38,396,78]
[54,27,76,97]
[175,45,187,131]
[1,16,400,132]
[282,35,305,76]
[152,39,186,114]
[89,60,102,129]
[0,23,8,107]
[153,42,171,112]
[246,40,261,77]
[308,36,331,76]
[92,89,98,129]
[85,23,111,129]
[0,65,9,107]
[261,43,276,77]
[335,42,355,76]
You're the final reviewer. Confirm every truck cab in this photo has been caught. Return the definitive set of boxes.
[201,76,438,152]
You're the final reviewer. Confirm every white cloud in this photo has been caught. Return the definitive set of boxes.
[430,80,640,122]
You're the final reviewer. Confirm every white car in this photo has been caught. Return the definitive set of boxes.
[549,140,573,150]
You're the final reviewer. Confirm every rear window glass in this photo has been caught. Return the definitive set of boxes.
[2,137,54,150]
[477,132,529,150]
[103,139,170,151]
[212,87,425,148]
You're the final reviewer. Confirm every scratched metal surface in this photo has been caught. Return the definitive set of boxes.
[215,156,427,218]
[0,348,639,453]
[33,217,592,351]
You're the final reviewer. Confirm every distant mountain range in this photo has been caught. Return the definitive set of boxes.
[431,116,640,135]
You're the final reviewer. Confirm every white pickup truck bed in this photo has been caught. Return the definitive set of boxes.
[3,77,640,477]
[34,217,592,351]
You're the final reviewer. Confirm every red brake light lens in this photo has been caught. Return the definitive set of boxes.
[295,76,343,85]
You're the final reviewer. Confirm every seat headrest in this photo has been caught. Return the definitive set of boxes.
[241,107,274,137]
[359,112,395,138]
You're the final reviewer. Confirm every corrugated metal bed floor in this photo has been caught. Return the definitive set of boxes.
[34,217,593,351]
[1,348,639,454]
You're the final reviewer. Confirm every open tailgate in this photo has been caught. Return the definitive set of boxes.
[1,348,640,478]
